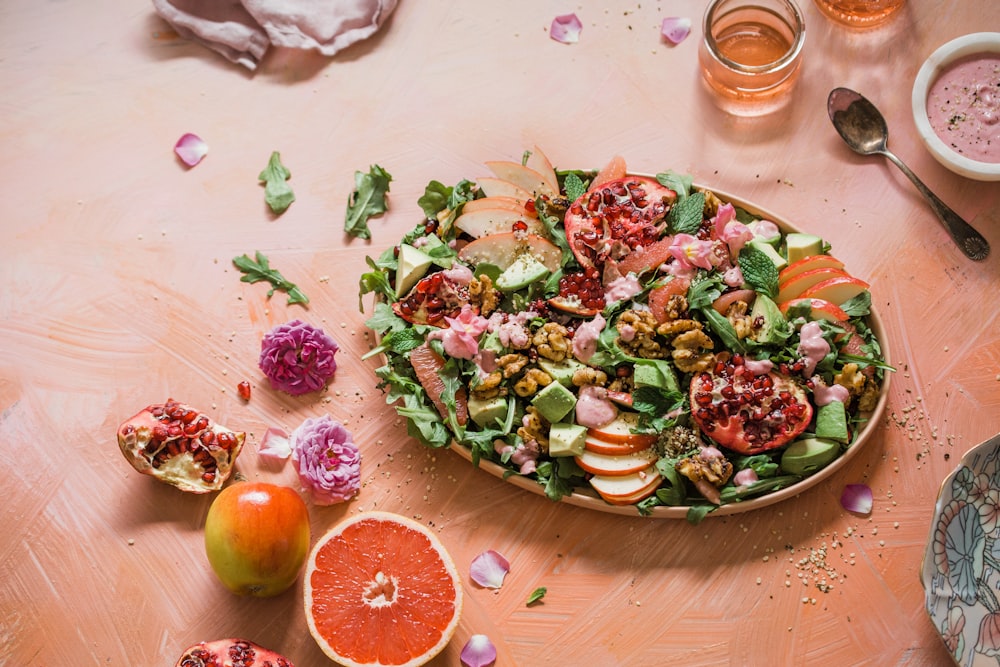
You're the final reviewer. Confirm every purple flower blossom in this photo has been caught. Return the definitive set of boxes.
[291,415,361,505]
[259,319,338,396]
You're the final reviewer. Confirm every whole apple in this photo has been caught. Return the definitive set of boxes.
[204,481,310,597]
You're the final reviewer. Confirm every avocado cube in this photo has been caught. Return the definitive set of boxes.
[814,400,849,443]
[394,244,434,297]
[468,395,509,428]
[548,423,588,457]
[780,437,841,475]
[785,233,824,264]
[495,253,550,292]
[749,239,788,270]
[531,381,577,423]
[537,357,587,387]
[633,360,680,394]
[750,294,788,345]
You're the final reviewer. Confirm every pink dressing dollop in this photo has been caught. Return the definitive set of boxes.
[812,378,850,406]
[572,313,606,363]
[604,274,643,304]
[574,385,618,428]
[796,321,830,376]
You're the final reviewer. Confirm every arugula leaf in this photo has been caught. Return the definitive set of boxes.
[738,245,779,298]
[232,251,309,306]
[358,256,395,310]
[417,180,453,219]
[656,170,694,198]
[345,164,393,239]
[632,386,684,432]
[258,151,295,214]
[364,301,407,334]
[839,291,871,317]
[667,191,705,234]
[526,587,547,605]
[564,173,586,201]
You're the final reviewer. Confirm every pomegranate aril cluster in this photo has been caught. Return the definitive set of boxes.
[557,268,605,310]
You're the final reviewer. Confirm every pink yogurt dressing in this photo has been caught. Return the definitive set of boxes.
[926,53,1000,163]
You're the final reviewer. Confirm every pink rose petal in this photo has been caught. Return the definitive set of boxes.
[550,13,582,44]
[258,427,291,462]
[174,132,208,167]
[661,17,691,45]
[841,483,873,515]
[461,634,497,667]
[470,550,510,589]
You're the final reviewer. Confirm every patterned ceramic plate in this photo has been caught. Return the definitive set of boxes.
[922,433,1000,665]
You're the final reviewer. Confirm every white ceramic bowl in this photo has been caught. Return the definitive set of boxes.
[911,32,1000,181]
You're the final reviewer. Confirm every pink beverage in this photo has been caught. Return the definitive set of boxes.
[699,0,806,115]
[813,0,905,28]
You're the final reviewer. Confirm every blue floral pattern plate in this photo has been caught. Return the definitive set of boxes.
[922,433,1000,665]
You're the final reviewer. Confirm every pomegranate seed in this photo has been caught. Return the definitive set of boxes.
[237,381,251,401]
[512,220,528,233]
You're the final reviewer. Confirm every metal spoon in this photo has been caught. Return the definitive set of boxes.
[827,87,990,261]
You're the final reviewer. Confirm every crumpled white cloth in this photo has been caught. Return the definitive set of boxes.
[152,0,398,70]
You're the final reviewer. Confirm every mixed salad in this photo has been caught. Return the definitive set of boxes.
[360,149,891,521]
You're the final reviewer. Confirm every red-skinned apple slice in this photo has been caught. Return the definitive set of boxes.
[587,412,658,446]
[454,208,545,238]
[776,267,852,304]
[575,447,658,476]
[797,275,870,305]
[524,145,560,193]
[478,177,534,201]
[779,297,850,322]
[589,465,661,504]
[458,232,562,271]
[485,161,557,197]
[463,196,537,216]
[584,435,651,456]
[777,254,847,283]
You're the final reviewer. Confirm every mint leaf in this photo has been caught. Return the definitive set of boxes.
[563,173,586,201]
[345,164,392,239]
[526,587,547,605]
[738,245,779,298]
[232,251,309,306]
[656,170,694,198]
[258,151,295,214]
[667,191,705,234]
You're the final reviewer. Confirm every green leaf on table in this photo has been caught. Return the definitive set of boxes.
[258,151,295,214]
[232,251,309,306]
[345,164,393,239]
[526,587,547,606]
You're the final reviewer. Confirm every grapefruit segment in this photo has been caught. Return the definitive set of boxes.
[304,512,464,667]
[410,344,468,426]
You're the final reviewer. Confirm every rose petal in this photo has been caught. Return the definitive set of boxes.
[258,427,291,462]
[550,13,582,44]
[841,483,873,514]
[661,17,691,45]
[470,550,510,589]
[461,634,497,667]
[174,133,208,167]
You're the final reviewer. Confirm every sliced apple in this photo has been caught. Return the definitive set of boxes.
[797,275,870,306]
[776,267,852,304]
[485,160,557,198]
[587,412,658,446]
[454,208,546,238]
[463,196,537,216]
[477,176,535,202]
[778,254,847,283]
[779,297,850,322]
[589,465,661,505]
[457,232,562,271]
[574,446,658,477]
[584,435,651,456]
[524,145,560,193]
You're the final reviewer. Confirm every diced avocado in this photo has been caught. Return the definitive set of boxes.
[420,234,446,251]
[468,395,509,428]
[780,437,842,475]
[814,400,850,443]
[495,253,550,292]
[531,381,577,423]
[748,239,788,271]
[394,244,434,297]
[633,359,680,394]
[473,262,502,283]
[785,233,824,264]
[537,357,588,387]
[750,294,788,345]
[548,422,588,457]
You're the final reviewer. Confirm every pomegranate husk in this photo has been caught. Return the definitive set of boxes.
[174,638,293,667]
[117,398,245,493]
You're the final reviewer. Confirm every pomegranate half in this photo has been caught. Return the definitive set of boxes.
[174,638,293,667]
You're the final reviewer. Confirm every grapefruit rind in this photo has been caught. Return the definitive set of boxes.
[304,511,464,667]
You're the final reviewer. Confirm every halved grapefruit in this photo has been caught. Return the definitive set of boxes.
[304,512,464,667]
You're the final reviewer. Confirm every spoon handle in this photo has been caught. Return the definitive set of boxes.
[881,151,990,261]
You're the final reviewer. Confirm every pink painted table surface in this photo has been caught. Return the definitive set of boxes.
[3,1,1000,665]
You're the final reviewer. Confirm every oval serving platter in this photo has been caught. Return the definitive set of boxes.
[366,172,891,519]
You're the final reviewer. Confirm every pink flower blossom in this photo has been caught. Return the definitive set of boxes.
[427,304,488,360]
[713,203,753,257]
[259,320,339,395]
[291,415,361,505]
[670,233,715,270]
